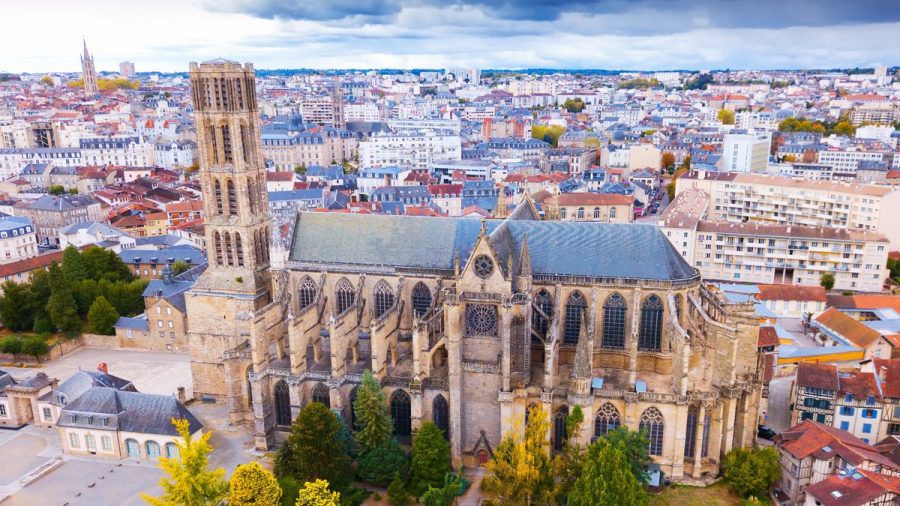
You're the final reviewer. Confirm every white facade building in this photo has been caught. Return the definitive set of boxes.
[721,132,771,173]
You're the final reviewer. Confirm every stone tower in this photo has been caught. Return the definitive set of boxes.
[81,39,99,97]
[185,59,274,422]
[332,76,345,129]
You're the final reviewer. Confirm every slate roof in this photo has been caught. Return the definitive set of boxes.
[0,370,16,393]
[289,211,697,282]
[119,246,205,267]
[58,387,202,436]
[27,194,98,211]
[53,370,136,406]
[115,314,149,331]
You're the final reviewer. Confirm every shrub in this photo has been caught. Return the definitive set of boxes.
[357,438,409,486]
[387,473,411,506]
[410,421,451,496]
[20,335,49,360]
[722,447,780,498]
[0,335,23,355]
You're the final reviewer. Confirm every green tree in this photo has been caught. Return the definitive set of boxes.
[531,125,565,148]
[278,476,301,506]
[562,98,585,113]
[171,260,191,276]
[142,418,228,506]
[357,437,409,486]
[62,245,91,283]
[820,272,835,291]
[88,296,119,335]
[274,402,353,492]
[353,370,393,453]
[387,473,411,506]
[421,473,465,506]
[833,121,856,136]
[295,479,340,506]
[46,287,81,333]
[229,461,283,506]
[294,164,307,175]
[718,109,735,125]
[0,281,35,331]
[48,185,66,196]
[0,335,23,355]
[20,335,49,361]
[602,426,651,484]
[410,421,452,496]
[553,405,586,504]
[481,405,554,505]
[722,447,780,499]
[568,439,650,506]
[33,312,55,334]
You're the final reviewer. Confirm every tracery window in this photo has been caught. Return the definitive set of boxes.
[640,407,665,456]
[701,412,711,458]
[298,276,317,310]
[227,179,237,216]
[433,395,450,439]
[391,389,412,437]
[594,402,621,439]
[532,289,552,343]
[374,280,394,318]
[312,382,330,406]
[638,295,664,351]
[274,380,291,426]
[564,291,586,345]
[214,231,223,266]
[602,293,627,349]
[465,304,498,337]
[473,255,494,279]
[214,179,223,215]
[411,282,432,317]
[684,407,699,457]
[336,278,355,315]
[553,406,569,452]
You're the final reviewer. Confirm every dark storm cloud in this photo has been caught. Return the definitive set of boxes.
[205,0,900,30]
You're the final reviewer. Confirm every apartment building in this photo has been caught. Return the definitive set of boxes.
[260,129,357,172]
[721,132,771,173]
[850,104,900,126]
[359,130,461,170]
[660,190,890,291]
[676,171,900,247]
[554,192,634,223]
[79,137,154,167]
[19,194,103,246]
[818,148,887,173]
[0,216,37,264]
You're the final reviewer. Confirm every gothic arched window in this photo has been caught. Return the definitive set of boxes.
[234,233,244,267]
[602,293,627,349]
[247,177,256,214]
[374,280,394,318]
[274,380,291,426]
[532,289,552,343]
[411,282,432,317]
[241,124,251,164]
[553,406,569,452]
[701,412,712,458]
[593,207,601,219]
[639,295,664,351]
[433,394,449,439]
[222,124,233,163]
[335,278,355,315]
[594,402,621,439]
[298,277,317,310]
[226,179,237,216]
[214,179,223,215]
[684,406,699,458]
[640,407,665,456]
[214,231,223,266]
[208,122,219,165]
[223,232,234,267]
[312,382,330,406]
[391,389,412,437]
[564,291,586,345]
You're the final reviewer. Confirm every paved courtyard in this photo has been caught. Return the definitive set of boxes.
[0,348,261,505]
[2,347,192,398]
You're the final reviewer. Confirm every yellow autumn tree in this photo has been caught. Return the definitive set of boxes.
[229,461,282,506]
[142,418,228,506]
[481,405,554,505]
[295,479,340,506]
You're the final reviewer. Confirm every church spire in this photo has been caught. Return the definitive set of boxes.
[82,37,91,62]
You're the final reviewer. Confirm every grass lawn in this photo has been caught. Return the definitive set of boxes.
[650,480,746,506]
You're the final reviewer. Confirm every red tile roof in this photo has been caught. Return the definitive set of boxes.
[872,359,900,398]
[775,420,896,469]
[758,326,780,348]
[815,307,882,349]
[757,284,827,302]
[826,295,900,314]
[796,362,838,391]
[805,469,900,506]
[0,250,64,278]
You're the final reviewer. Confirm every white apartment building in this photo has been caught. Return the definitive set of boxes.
[660,190,890,292]
[735,111,778,131]
[344,102,380,122]
[79,137,154,167]
[359,130,461,171]
[0,216,37,264]
[154,141,196,169]
[676,171,900,247]
[0,148,82,180]
[817,148,886,173]
[721,132,771,172]
[300,96,336,124]
[261,130,357,172]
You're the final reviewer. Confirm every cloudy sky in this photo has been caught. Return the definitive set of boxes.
[3,0,899,73]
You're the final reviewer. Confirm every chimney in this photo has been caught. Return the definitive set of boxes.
[383,173,392,187]
[177,386,186,403]
[881,366,888,384]
[97,362,109,374]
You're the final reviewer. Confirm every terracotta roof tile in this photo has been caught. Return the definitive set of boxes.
[815,307,882,349]
[757,284,827,302]
[797,362,838,391]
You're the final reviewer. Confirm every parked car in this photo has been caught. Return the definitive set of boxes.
[757,424,776,440]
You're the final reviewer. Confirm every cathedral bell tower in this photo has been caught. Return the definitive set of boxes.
[185,60,273,414]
